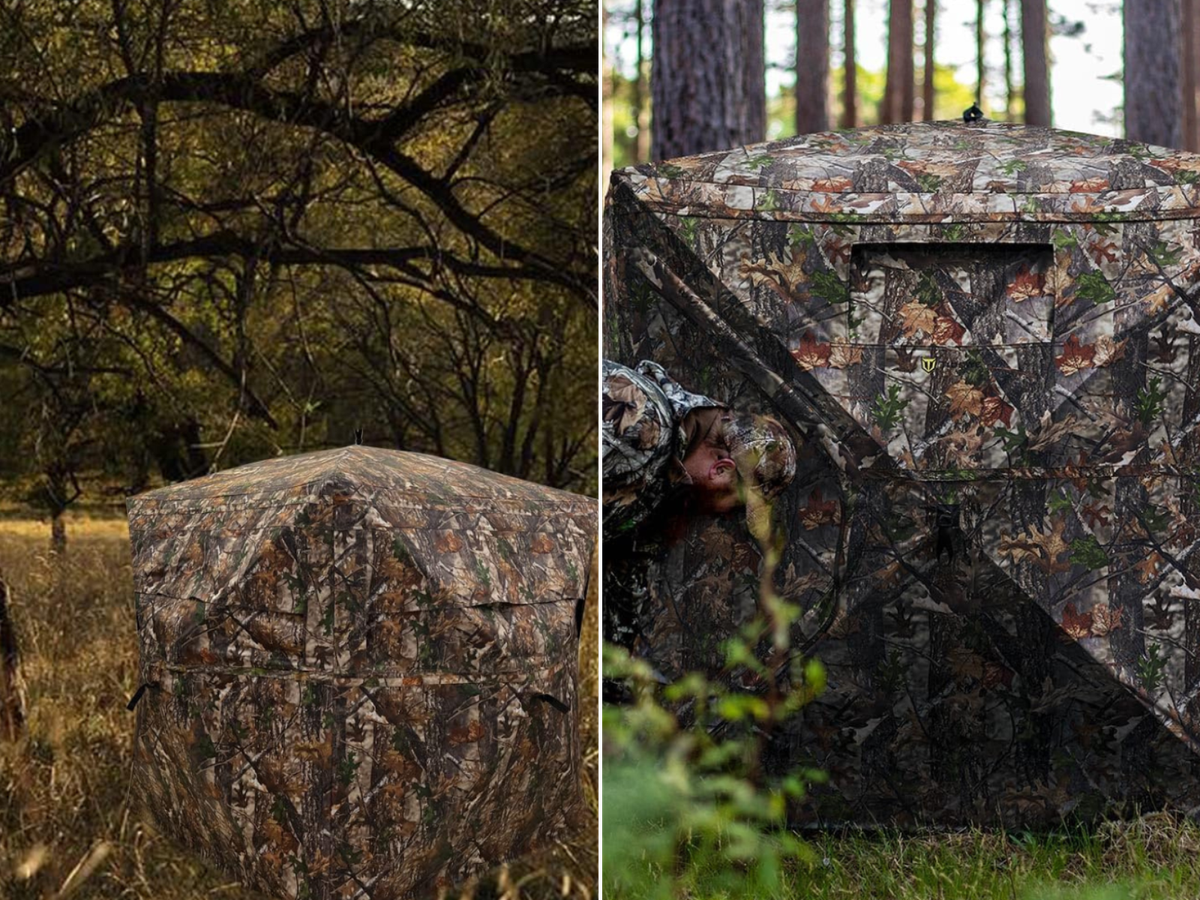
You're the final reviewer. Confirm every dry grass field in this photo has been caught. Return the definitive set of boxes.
[0,516,598,900]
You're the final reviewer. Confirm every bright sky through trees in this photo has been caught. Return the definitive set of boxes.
[607,0,1124,139]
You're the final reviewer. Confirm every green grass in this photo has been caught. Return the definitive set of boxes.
[0,516,598,900]
[741,817,1200,899]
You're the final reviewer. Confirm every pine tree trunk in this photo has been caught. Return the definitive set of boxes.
[883,0,915,123]
[1021,0,1052,125]
[842,0,858,128]
[741,0,767,143]
[975,0,987,107]
[796,0,830,133]
[1125,0,1183,147]
[633,0,649,163]
[923,0,936,120]
[651,0,766,158]
[604,1,614,196]
[1183,0,1198,150]
[1002,0,1014,119]
[903,5,916,119]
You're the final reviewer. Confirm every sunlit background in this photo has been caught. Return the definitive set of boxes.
[605,0,1125,172]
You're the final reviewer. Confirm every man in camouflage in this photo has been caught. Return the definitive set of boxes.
[602,359,797,666]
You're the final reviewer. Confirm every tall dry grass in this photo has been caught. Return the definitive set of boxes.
[0,517,598,900]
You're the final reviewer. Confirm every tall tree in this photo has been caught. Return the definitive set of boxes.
[742,0,768,142]
[603,1,614,173]
[1021,0,1052,125]
[1003,0,1014,118]
[1,0,601,519]
[796,0,831,133]
[922,0,937,121]
[1184,0,1199,149]
[975,0,987,108]
[842,0,858,128]
[883,0,915,123]
[633,0,650,162]
[1125,0,1183,147]
[652,0,765,157]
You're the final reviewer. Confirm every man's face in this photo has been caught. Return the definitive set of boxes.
[680,442,740,512]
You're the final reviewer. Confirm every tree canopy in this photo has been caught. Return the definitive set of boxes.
[0,0,599,530]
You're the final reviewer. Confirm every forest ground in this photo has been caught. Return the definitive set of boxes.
[0,516,598,900]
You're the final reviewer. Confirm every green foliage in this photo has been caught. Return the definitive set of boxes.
[1138,644,1168,693]
[994,423,1030,461]
[676,216,699,246]
[792,820,1200,900]
[1148,242,1183,267]
[789,225,817,249]
[1075,271,1117,305]
[1054,230,1080,251]
[757,188,781,211]
[0,0,598,513]
[872,384,909,431]
[1070,535,1110,569]
[1048,491,1075,515]
[602,497,827,899]
[916,173,944,192]
[916,271,943,308]
[1140,504,1170,536]
[810,270,850,305]
[961,350,991,386]
[1136,376,1168,426]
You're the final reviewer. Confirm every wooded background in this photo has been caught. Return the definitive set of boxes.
[604,0,1200,168]
[0,0,598,545]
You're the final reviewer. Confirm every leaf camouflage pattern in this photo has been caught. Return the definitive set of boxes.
[604,120,1200,826]
[126,446,596,898]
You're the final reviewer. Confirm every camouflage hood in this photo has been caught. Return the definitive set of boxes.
[127,446,596,899]
[604,119,1200,826]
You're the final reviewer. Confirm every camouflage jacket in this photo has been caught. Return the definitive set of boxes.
[601,358,722,537]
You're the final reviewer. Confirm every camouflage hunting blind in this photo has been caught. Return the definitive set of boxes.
[604,120,1200,826]
[126,447,596,899]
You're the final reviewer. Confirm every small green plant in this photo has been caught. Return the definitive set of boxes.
[602,490,828,899]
